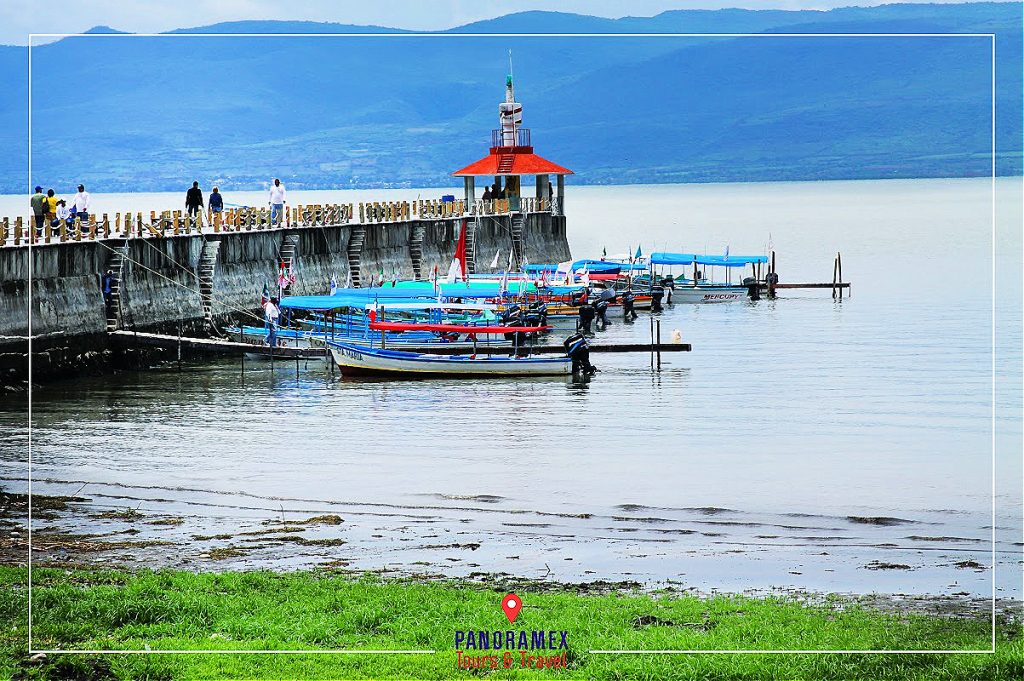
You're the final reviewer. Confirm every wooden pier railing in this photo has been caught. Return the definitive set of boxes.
[0,196,555,247]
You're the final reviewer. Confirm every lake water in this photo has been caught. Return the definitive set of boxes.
[1,177,1021,601]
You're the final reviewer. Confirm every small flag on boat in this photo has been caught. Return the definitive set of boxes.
[329,275,338,296]
[490,249,500,269]
[499,267,509,295]
[448,219,468,283]
[724,245,730,261]
[581,267,591,287]
[260,282,270,306]
[344,269,353,289]
[635,245,643,260]
[602,246,607,259]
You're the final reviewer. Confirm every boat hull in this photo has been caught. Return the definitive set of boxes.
[669,286,749,304]
[328,343,571,377]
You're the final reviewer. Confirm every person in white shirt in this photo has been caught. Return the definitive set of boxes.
[268,178,286,226]
[71,184,91,222]
[263,296,280,346]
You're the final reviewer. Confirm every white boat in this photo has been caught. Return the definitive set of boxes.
[651,252,767,304]
[668,285,749,304]
[327,342,571,377]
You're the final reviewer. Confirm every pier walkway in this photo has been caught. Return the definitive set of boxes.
[0,196,559,248]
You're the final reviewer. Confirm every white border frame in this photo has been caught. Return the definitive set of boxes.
[24,29,995,655]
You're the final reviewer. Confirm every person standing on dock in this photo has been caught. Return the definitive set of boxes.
[45,189,59,226]
[185,181,204,217]
[30,186,46,236]
[71,184,91,223]
[264,296,281,347]
[101,269,115,318]
[209,187,223,214]
[269,178,287,226]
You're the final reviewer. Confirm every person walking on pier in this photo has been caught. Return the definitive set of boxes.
[269,178,287,226]
[209,186,223,214]
[71,184,91,223]
[30,186,46,236]
[185,181,204,218]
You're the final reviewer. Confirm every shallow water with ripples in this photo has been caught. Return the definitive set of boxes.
[1,177,1020,599]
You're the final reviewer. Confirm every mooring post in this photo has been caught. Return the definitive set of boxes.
[838,251,844,300]
[832,254,839,299]
[768,250,777,299]
[650,316,655,370]
[656,319,662,371]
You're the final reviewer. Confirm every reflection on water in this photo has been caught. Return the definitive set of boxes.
[1,178,1021,598]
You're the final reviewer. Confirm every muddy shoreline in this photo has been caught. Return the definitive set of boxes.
[3,488,1018,623]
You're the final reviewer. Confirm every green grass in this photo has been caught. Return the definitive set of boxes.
[0,567,1020,680]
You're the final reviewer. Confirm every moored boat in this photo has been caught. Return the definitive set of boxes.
[327,342,571,377]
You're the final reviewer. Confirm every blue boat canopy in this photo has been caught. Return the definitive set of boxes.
[523,260,646,273]
[650,252,768,267]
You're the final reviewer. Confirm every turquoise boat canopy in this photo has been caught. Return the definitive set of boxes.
[523,260,646,273]
[650,252,768,267]
[278,279,583,310]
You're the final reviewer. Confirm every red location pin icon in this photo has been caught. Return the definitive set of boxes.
[501,593,522,624]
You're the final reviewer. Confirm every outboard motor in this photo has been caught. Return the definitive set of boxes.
[595,300,611,330]
[563,331,597,376]
[650,284,665,313]
[499,304,522,325]
[578,301,596,334]
[621,291,638,321]
[528,300,549,326]
[742,276,760,300]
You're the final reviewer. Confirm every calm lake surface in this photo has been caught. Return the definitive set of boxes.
[1,178,1021,599]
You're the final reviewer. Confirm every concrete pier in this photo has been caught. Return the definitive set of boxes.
[0,200,570,386]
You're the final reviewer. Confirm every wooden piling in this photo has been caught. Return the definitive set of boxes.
[838,251,844,300]
[832,254,839,299]
[14,217,22,246]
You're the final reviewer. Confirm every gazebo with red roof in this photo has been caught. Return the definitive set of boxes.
[453,74,572,213]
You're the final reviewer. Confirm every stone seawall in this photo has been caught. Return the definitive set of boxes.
[0,212,570,386]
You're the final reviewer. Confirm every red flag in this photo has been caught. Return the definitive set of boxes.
[449,218,467,281]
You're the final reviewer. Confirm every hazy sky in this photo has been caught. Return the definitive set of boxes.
[2,0,983,45]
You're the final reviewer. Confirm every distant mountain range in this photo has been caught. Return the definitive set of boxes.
[1,2,1020,193]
